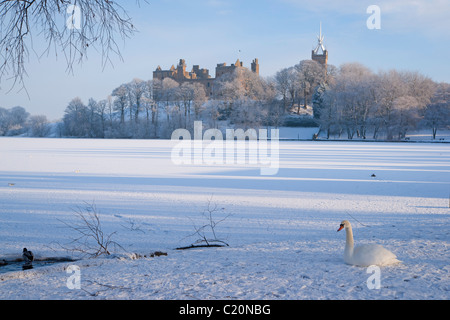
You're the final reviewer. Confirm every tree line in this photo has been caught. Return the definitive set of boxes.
[61,68,278,139]
[0,106,52,137]
[311,62,450,140]
[2,60,449,140]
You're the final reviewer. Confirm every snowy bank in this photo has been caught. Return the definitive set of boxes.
[0,137,449,300]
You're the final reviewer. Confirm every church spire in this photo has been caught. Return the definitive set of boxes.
[313,22,326,55]
[311,22,328,66]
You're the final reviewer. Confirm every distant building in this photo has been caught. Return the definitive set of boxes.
[153,24,328,97]
[153,58,259,96]
[311,22,328,67]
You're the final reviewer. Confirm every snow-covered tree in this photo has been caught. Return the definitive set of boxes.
[127,78,149,125]
[97,99,108,138]
[374,70,408,140]
[294,60,325,113]
[27,115,50,137]
[178,82,195,129]
[0,106,29,136]
[336,63,377,139]
[423,82,450,139]
[312,82,328,120]
[63,97,90,137]
[373,70,435,140]
[112,84,129,125]
[391,95,421,139]
[87,98,103,138]
[315,85,339,139]
[152,78,180,137]
[213,68,272,129]
[274,67,298,113]
[192,82,208,121]
[401,71,436,110]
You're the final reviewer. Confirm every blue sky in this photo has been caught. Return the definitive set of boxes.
[1,0,449,120]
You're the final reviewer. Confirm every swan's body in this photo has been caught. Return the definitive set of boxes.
[337,220,400,267]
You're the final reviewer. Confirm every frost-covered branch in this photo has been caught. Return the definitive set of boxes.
[0,0,141,90]
[178,196,231,249]
[58,202,123,258]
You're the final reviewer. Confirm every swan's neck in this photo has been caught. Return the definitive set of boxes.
[344,226,354,258]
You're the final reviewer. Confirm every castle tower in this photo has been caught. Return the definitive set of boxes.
[251,58,259,74]
[176,59,188,80]
[311,22,328,66]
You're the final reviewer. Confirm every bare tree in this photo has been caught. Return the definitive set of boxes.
[178,196,231,250]
[155,78,179,135]
[112,84,129,125]
[315,83,340,139]
[213,68,271,128]
[141,79,156,137]
[274,67,298,113]
[192,82,207,121]
[373,70,434,140]
[295,60,325,113]
[58,202,123,258]
[0,105,29,135]
[27,114,49,137]
[63,96,89,137]
[375,70,408,140]
[391,95,421,139]
[0,0,140,90]
[424,82,450,139]
[335,63,377,139]
[97,98,108,138]
[87,97,102,138]
[178,82,195,129]
[401,71,436,110]
[213,71,242,119]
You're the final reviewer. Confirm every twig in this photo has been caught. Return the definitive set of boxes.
[57,201,124,258]
[346,211,369,227]
[120,218,146,234]
[81,279,132,297]
[0,0,139,89]
[176,243,228,250]
[181,195,231,248]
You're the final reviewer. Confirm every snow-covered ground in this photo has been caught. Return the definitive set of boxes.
[0,137,449,300]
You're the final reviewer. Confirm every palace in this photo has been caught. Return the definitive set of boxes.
[153,58,259,96]
[153,24,327,97]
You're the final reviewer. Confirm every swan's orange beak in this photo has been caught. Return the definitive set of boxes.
[337,225,344,232]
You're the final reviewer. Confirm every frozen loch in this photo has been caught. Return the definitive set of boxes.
[0,137,449,299]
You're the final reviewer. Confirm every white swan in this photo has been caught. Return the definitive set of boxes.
[337,220,400,267]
